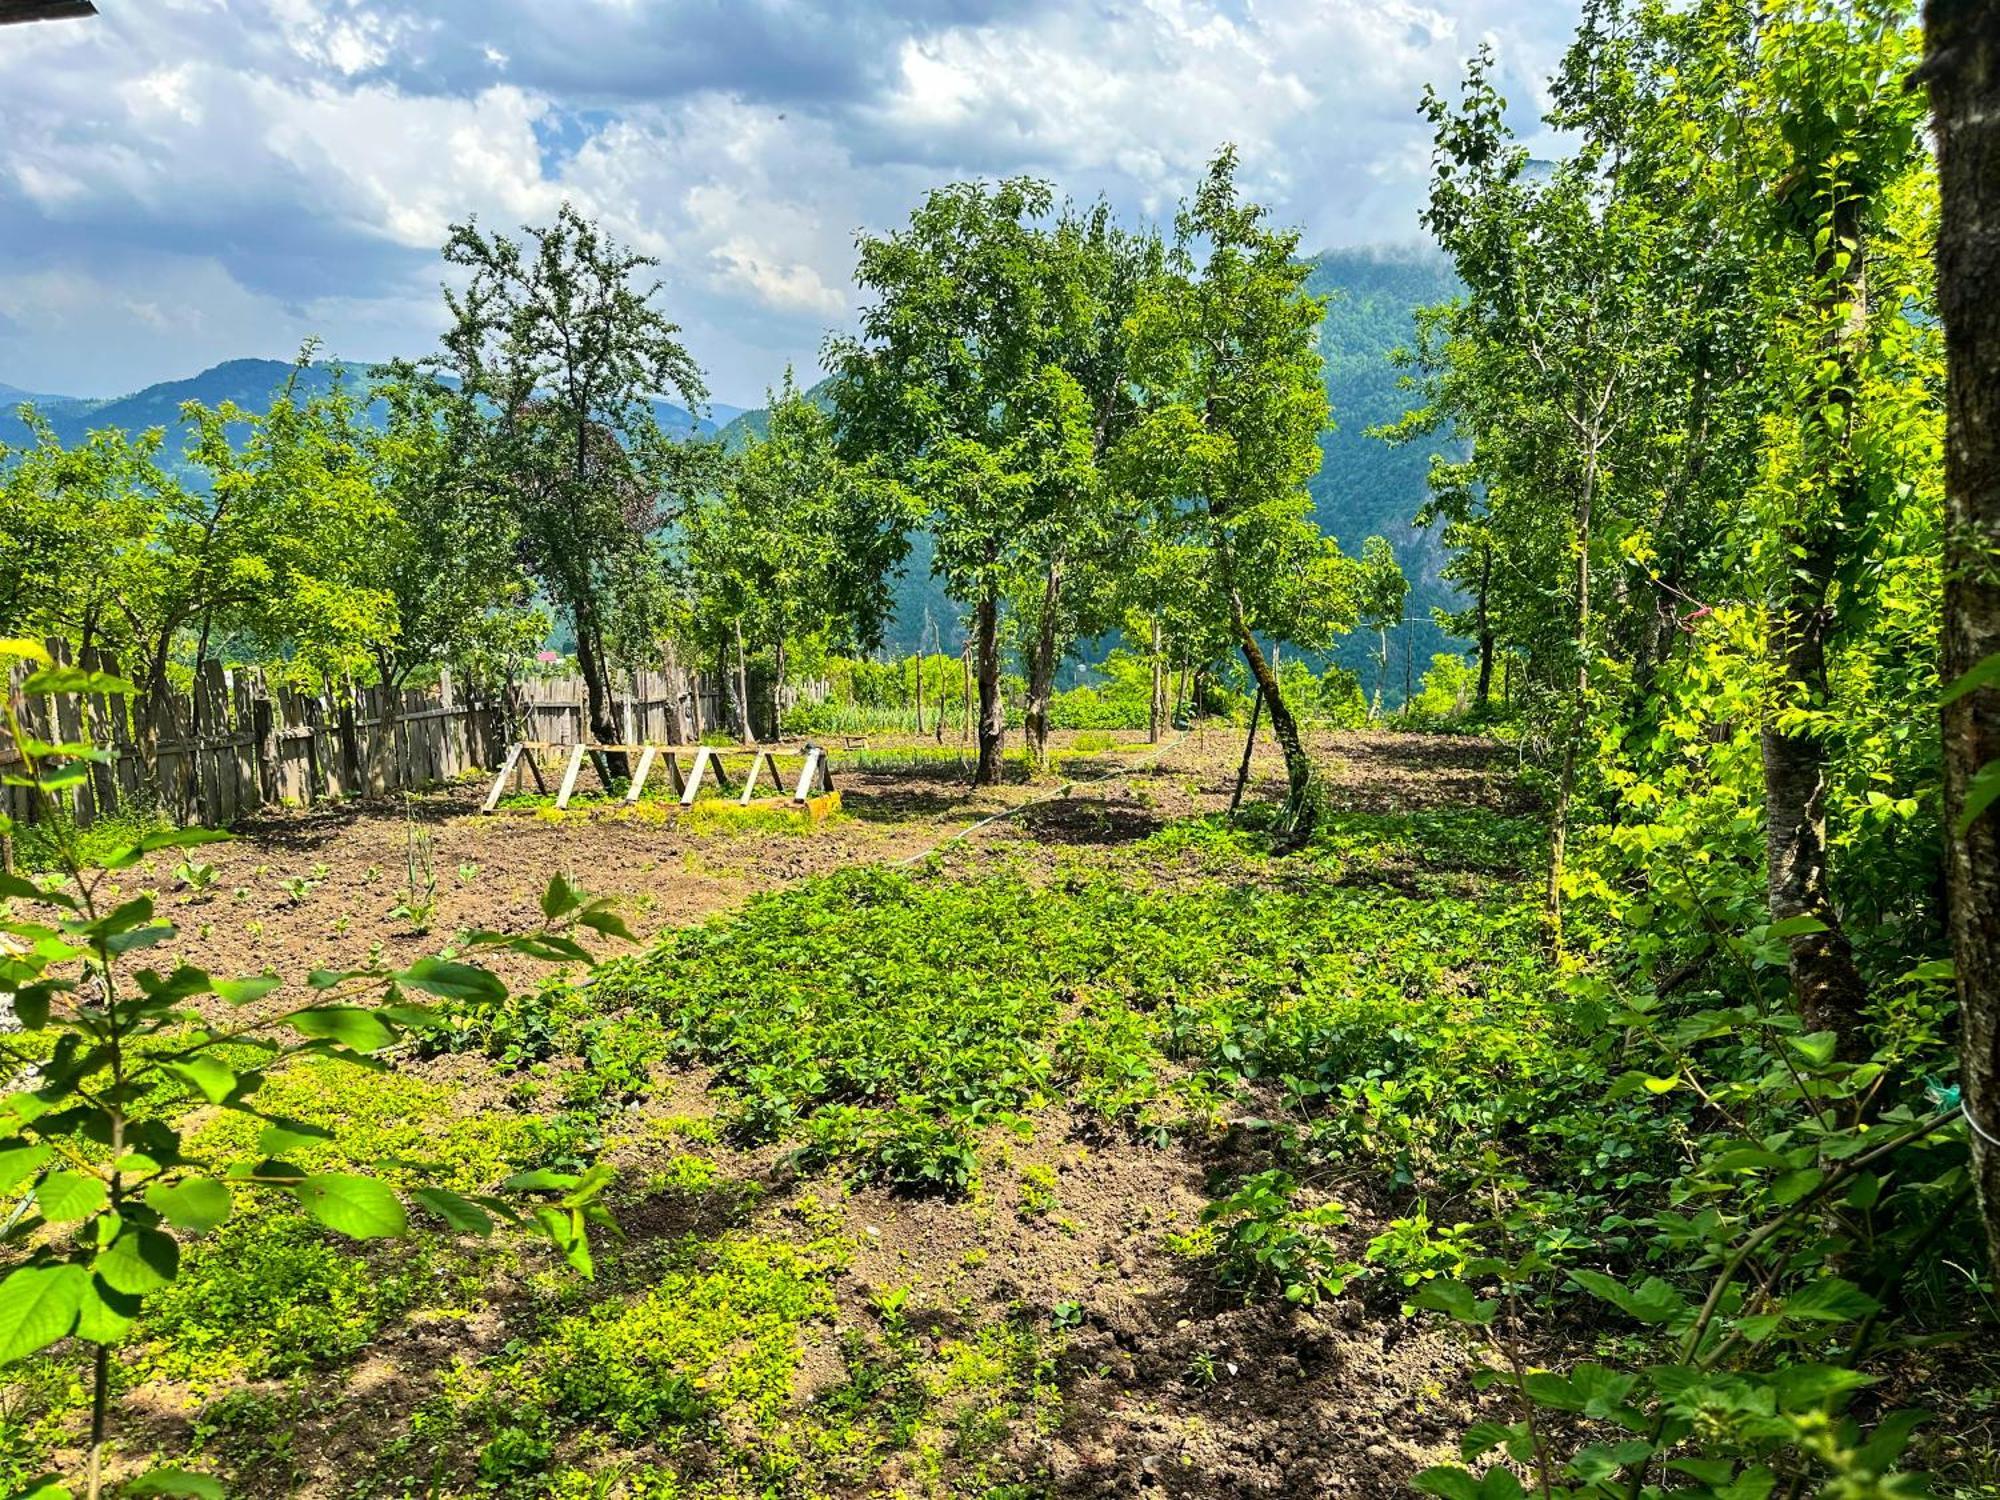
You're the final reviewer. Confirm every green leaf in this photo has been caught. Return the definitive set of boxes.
[294,1174,406,1238]
[1460,1422,1514,1461]
[95,1226,179,1295]
[256,1117,331,1155]
[0,1143,53,1193]
[502,1168,579,1193]
[144,1179,232,1235]
[1782,1277,1880,1324]
[74,1273,142,1344]
[1413,1469,1480,1500]
[213,975,282,1006]
[1941,651,2000,705]
[531,1204,594,1277]
[162,1058,242,1106]
[1765,914,1828,939]
[0,1263,86,1362]
[125,1468,224,1499]
[11,1473,70,1499]
[100,827,230,871]
[577,906,637,942]
[1568,1268,1684,1325]
[410,1187,495,1236]
[20,665,136,697]
[1955,759,2000,838]
[540,871,584,921]
[285,1006,396,1053]
[34,1170,107,1223]
[1410,1277,1497,1325]
[394,958,505,1005]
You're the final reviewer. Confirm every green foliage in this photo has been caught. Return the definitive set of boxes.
[0,647,620,1489]
[1199,1169,1359,1305]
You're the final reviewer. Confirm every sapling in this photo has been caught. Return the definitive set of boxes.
[0,642,631,1499]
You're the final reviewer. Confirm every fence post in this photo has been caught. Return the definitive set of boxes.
[253,677,280,806]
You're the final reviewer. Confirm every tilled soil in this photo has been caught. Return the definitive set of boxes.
[68,727,1529,1499]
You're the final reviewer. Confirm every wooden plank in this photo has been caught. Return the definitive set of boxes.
[679,747,712,806]
[482,744,521,813]
[554,743,589,809]
[625,745,657,803]
[738,749,768,806]
[792,746,826,804]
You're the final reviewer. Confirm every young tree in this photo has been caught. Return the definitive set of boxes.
[1925,0,2000,1260]
[355,369,533,697]
[1125,148,1354,841]
[432,203,707,774]
[685,374,910,740]
[1729,1,1930,1051]
[1011,206,1164,773]
[828,179,1079,786]
[1353,535,1409,718]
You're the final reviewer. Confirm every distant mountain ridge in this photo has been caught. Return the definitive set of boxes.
[4,246,1464,693]
[0,357,724,451]
[712,246,1467,676]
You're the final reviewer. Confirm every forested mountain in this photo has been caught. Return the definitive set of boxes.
[4,247,1462,684]
[1304,245,1463,685]
[0,357,722,451]
[714,247,1467,671]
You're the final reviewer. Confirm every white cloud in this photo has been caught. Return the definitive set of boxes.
[0,0,1578,405]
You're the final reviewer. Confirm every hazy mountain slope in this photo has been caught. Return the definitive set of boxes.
[0,358,719,451]
[721,247,1467,682]
[1305,245,1465,689]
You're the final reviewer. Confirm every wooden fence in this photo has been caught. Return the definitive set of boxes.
[2,641,826,830]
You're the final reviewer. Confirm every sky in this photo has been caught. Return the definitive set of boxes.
[0,0,1575,412]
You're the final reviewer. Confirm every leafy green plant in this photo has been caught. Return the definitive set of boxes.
[0,642,628,1497]
[171,861,217,895]
[390,808,438,934]
[1198,1169,1359,1305]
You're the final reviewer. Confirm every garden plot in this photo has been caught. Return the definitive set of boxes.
[5,732,1581,1499]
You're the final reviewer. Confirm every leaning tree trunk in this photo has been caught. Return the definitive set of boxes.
[972,585,1004,787]
[1227,590,1312,848]
[1928,0,2000,1265]
[1762,196,1872,1058]
[1023,557,1063,774]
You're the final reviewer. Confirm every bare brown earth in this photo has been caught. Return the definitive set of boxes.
[74,727,1531,1498]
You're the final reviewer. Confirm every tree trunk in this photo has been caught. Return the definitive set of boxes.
[1023,556,1063,774]
[773,637,786,741]
[1761,198,1872,1055]
[1150,617,1167,743]
[734,618,754,744]
[1371,628,1389,720]
[961,640,972,745]
[1228,591,1312,847]
[571,597,628,778]
[1475,542,1494,713]
[973,587,1004,786]
[1229,685,1263,815]
[913,648,925,744]
[1927,0,2000,1264]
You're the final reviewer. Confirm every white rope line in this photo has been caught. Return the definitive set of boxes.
[891,732,1189,867]
[1963,1101,2000,1151]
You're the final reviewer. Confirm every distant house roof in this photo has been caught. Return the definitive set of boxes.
[0,0,96,23]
